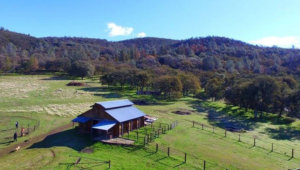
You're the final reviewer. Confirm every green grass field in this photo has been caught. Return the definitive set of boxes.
[0,74,299,169]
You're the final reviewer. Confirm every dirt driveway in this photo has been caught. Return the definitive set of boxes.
[0,123,73,157]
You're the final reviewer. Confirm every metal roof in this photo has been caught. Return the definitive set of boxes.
[96,99,133,109]
[72,116,90,123]
[106,105,146,122]
[92,120,117,131]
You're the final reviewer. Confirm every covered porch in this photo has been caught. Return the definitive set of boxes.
[91,120,117,140]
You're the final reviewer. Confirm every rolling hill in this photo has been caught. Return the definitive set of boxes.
[0,28,300,75]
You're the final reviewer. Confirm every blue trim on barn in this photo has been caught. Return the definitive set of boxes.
[72,116,90,123]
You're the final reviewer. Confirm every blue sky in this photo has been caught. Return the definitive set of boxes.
[1,0,300,47]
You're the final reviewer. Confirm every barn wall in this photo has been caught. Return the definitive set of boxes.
[78,120,92,133]
[111,124,120,137]
[133,119,137,129]
[80,105,116,121]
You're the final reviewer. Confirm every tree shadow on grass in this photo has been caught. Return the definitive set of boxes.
[265,126,300,140]
[189,100,296,133]
[80,86,173,106]
[80,87,122,98]
[188,100,258,131]
[41,76,73,81]
[28,129,94,151]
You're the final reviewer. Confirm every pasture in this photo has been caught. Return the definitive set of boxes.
[0,74,299,169]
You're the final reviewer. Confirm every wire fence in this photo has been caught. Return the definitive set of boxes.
[188,120,299,159]
[0,120,40,144]
[121,121,178,145]
[144,142,227,169]
[122,120,227,169]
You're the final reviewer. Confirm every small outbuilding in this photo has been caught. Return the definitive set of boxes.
[72,99,145,140]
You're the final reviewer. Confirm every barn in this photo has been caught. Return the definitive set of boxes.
[72,99,145,140]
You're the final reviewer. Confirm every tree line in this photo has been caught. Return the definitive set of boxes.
[99,66,300,118]
[100,66,201,99]
[201,74,300,118]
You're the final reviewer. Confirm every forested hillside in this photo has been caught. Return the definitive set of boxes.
[1,28,300,118]
[1,28,300,75]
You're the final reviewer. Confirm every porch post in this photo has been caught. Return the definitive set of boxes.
[122,123,124,136]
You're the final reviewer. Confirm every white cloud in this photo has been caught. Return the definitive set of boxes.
[249,36,300,48]
[137,32,147,38]
[107,22,133,37]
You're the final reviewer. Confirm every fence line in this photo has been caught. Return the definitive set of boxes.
[0,120,40,143]
[188,120,299,159]
[122,120,227,169]
[145,142,227,169]
[121,120,178,145]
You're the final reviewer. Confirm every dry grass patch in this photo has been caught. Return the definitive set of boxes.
[0,103,91,117]
[0,76,48,99]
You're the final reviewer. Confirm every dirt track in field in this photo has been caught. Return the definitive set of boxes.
[0,123,73,157]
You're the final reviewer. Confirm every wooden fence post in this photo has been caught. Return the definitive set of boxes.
[271,143,273,152]
[156,143,158,153]
[184,153,187,163]
[136,131,139,141]
[203,160,206,170]
[253,138,256,146]
[225,130,227,137]
[238,134,241,142]
[292,149,294,158]
[108,160,111,169]
[201,124,204,130]
[168,147,170,157]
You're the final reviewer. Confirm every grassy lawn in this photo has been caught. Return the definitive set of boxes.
[0,74,299,169]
